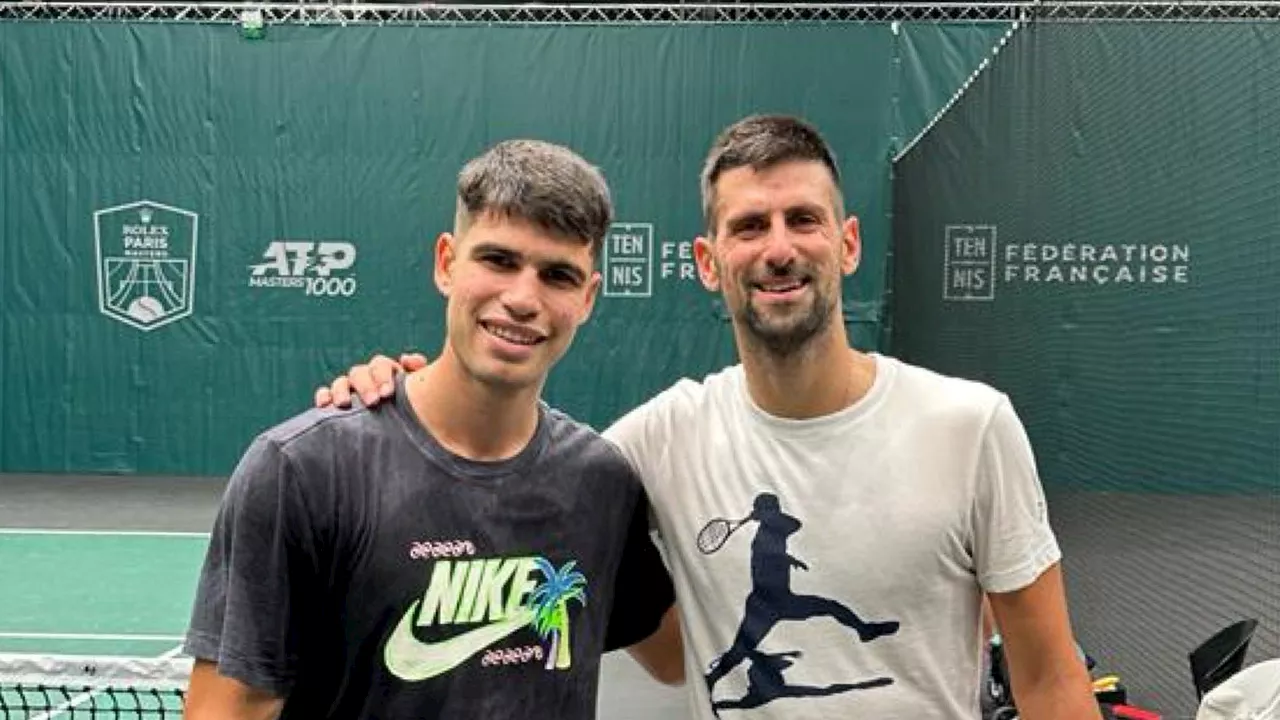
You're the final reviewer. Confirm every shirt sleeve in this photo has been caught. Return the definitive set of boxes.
[602,405,661,491]
[602,380,698,497]
[183,435,320,697]
[603,490,675,651]
[971,396,1063,595]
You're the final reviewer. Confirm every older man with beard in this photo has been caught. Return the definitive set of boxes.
[315,115,1099,720]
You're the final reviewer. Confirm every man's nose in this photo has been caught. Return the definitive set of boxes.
[500,269,541,320]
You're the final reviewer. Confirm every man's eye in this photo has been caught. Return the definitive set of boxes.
[482,254,516,269]
[544,270,580,287]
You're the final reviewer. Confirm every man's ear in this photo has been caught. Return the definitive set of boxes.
[434,232,457,296]
[841,216,861,276]
[694,235,720,291]
[578,271,602,326]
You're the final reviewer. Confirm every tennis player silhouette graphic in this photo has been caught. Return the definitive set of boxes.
[699,493,900,715]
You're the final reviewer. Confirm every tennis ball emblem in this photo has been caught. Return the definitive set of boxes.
[127,296,166,324]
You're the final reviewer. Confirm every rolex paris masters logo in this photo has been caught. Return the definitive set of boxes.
[94,200,199,331]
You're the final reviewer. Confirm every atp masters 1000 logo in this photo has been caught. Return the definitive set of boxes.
[94,200,199,331]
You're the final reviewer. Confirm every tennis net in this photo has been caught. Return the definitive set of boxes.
[0,653,191,718]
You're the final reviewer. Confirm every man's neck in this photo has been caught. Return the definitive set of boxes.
[405,348,543,462]
[736,325,877,421]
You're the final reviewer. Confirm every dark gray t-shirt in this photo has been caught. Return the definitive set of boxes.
[184,378,674,719]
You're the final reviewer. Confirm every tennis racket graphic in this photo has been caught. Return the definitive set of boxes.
[696,515,751,554]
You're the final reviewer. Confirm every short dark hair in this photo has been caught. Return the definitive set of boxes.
[700,114,843,232]
[456,139,613,257]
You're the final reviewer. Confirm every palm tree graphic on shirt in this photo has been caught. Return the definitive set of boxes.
[530,558,588,670]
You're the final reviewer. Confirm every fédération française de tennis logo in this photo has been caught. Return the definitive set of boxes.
[94,200,199,332]
[942,224,997,302]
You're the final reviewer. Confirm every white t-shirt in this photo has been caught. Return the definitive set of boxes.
[604,353,1061,719]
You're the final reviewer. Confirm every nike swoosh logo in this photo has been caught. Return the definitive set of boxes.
[383,600,537,681]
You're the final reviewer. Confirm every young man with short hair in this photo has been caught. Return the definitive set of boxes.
[184,139,682,720]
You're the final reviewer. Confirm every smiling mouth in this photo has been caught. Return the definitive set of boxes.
[753,277,810,294]
[480,321,546,346]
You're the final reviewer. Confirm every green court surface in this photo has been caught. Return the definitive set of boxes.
[0,530,209,658]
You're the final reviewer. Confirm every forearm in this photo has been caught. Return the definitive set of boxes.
[625,605,685,686]
[185,660,285,720]
[1008,660,1102,720]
